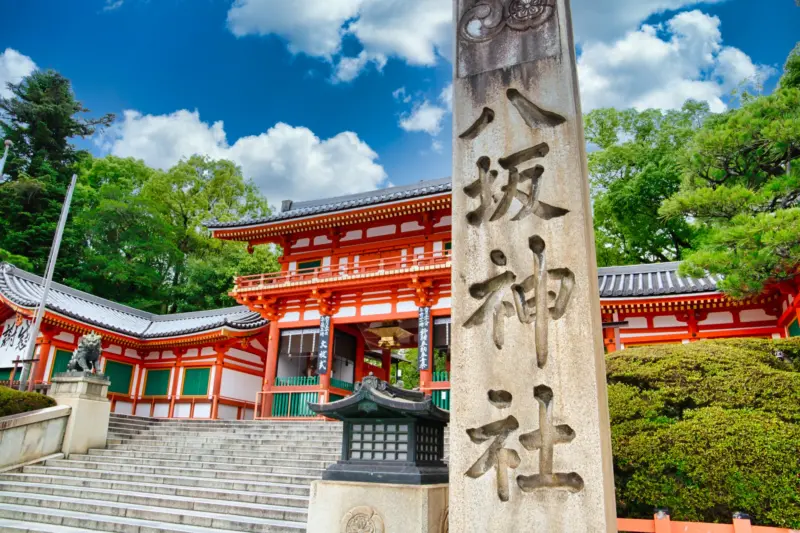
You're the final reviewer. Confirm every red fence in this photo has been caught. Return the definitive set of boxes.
[234,249,451,291]
[618,514,793,532]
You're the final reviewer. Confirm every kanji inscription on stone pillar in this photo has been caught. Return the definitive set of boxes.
[450,0,618,531]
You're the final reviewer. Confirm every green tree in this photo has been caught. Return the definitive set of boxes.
[586,102,706,266]
[0,70,113,272]
[58,155,279,314]
[661,47,800,298]
[140,155,273,312]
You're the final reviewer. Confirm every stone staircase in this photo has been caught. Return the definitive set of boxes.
[0,413,343,532]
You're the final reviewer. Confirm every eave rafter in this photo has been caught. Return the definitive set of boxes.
[213,195,451,244]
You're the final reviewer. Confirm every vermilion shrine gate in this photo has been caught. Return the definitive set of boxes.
[0,179,798,419]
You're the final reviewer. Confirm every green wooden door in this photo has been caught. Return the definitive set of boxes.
[105,360,134,395]
[144,369,171,396]
[790,318,800,338]
[182,367,210,396]
[50,350,72,378]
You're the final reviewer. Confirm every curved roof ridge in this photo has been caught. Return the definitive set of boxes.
[0,263,267,341]
[207,177,452,229]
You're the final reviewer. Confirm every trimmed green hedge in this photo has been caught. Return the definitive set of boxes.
[0,386,56,418]
[608,339,800,527]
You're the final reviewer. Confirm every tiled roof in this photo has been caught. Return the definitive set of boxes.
[206,177,452,229]
[597,262,722,298]
[0,263,267,340]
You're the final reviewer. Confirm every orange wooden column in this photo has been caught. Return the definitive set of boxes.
[261,321,281,415]
[381,349,392,383]
[31,331,53,386]
[210,346,225,419]
[168,349,184,418]
[130,353,143,414]
[354,330,366,384]
[653,510,671,533]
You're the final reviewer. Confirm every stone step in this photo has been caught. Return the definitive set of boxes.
[0,473,309,508]
[131,428,341,437]
[18,466,310,496]
[0,481,309,521]
[0,502,302,533]
[32,460,319,485]
[90,447,339,463]
[0,492,306,532]
[0,516,117,533]
[63,455,329,475]
[106,440,342,455]
[75,452,333,470]
[118,435,341,446]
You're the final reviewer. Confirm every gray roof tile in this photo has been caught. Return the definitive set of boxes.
[0,263,266,340]
[206,177,452,229]
[596,262,721,298]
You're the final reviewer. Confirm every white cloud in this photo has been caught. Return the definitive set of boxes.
[439,83,453,111]
[101,109,388,203]
[571,0,727,44]
[0,49,36,99]
[392,87,411,103]
[227,0,362,58]
[577,10,770,113]
[398,82,453,138]
[399,100,446,136]
[103,0,124,11]
[227,0,451,82]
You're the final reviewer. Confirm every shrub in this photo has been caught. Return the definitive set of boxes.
[608,338,800,527]
[0,386,57,417]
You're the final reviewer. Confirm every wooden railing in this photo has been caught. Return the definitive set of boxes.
[618,513,792,532]
[234,249,451,292]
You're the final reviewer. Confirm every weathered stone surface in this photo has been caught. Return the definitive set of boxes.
[49,374,110,457]
[0,405,70,470]
[450,0,617,531]
[307,480,448,533]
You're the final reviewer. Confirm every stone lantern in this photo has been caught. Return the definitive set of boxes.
[306,376,450,532]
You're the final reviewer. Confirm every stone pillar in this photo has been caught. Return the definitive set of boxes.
[451,0,617,531]
[418,306,433,390]
[49,373,111,457]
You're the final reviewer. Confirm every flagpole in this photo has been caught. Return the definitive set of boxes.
[19,174,78,392]
[0,140,12,180]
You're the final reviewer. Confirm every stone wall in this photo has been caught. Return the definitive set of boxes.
[0,405,71,471]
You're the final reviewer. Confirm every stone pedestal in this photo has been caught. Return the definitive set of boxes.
[307,480,448,533]
[49,372,110,457]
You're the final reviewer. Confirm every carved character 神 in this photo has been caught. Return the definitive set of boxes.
[67,333,102,372]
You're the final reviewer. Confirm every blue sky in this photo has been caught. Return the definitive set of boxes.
[0,0,797,207]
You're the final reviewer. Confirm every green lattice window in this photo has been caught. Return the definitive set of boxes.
[790,318,800,338]
[50,349,72,378]
[444,241,451,251]
[144,369,170,396]
[298,259,322,271]
[182,367,210,396]
[0,368,11,381]
[105,360,134,395]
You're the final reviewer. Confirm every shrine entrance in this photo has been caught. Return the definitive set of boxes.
[257,315,452,419]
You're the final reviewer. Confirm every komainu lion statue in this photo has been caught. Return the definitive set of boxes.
[67,333,102,372]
